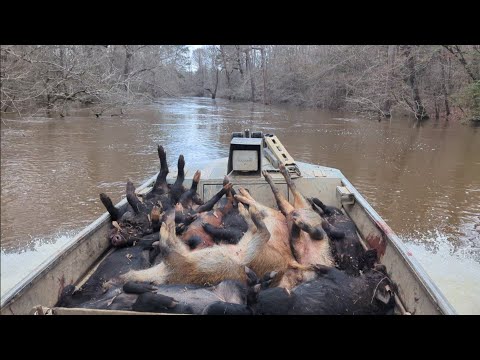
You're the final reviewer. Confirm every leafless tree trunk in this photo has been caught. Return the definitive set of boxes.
[434,91,440,120]
[45,77,53,113]
[440,53,451,117]
[235,45,244,79]
[382,45,396,117]
[212,68,219,99]
[402,45,429,120]
[123,45,133,94]
[219,45,232,95]
[258,47,268,105]
[205,69,220,99]
[192,48,206,96]
[245,48,255,102]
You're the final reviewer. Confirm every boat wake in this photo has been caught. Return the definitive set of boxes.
[401,231,480,314]
[0,229,80,300]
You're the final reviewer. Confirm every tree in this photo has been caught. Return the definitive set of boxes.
[0,45,190,117]
[3,44,479,122]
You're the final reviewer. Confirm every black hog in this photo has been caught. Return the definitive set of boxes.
[200,182,249,248]
[56,243,153,308]
[309,197,375,275]
[252,265,396,315]
[140,146,187,213]
[59,267,275,315]
[100,145,189,247]
[101,181,162,247]
[173,176,240,249]
[173,175,248,250]
[128,279,250,314]
[184,188,248,250]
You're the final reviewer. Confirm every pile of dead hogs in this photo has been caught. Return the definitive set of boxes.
[57,145,397,315]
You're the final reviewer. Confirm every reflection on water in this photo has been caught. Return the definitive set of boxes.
[1,97,479,313]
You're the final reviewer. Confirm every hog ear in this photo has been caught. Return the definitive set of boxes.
[112,221,121,230]
[311,202,325,216]
[245,266,259,286]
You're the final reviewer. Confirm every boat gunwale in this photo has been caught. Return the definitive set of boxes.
[339,172,457,315]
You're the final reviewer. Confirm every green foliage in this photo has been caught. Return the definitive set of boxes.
[455,80,480,122]
[470,81,480,120]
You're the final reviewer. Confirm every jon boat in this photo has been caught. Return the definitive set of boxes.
[0,131,457,315]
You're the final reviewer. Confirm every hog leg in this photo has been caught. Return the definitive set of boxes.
[263,170,294,216]
[279,164,310,209]
[289,221,303,262]
[308,198,325,216]
[152,145,169,194]
[309,197,341,217]
[161,214,189,253]
[132,292,179,313]
[234,187,273,217]
[126,181,148,214]
[237,202,256,231]
[224,176,239,203]
[150,205,162,233]
[123,282,157,294]
[99,193,121,221]
[235,187,255,204]
[320,219,345,240]
[170,155,186,203]
[288,223,326,267]
[195,183,232,213]
[291,211,326,240]
[179,170,204,207]
[202,223,245,244]
[108,217,185,288]
[242,204,272,264]
[216,176,236,215]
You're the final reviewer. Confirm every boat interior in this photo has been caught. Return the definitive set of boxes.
[1,131,456,315]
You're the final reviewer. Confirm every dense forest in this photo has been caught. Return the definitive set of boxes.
[1,45,479,121]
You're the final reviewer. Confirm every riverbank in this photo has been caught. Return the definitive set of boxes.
[4,94,479,126]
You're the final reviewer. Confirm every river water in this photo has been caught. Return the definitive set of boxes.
[1,97,479,313]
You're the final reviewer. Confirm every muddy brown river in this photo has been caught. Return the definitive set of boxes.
[1,97,479,313]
